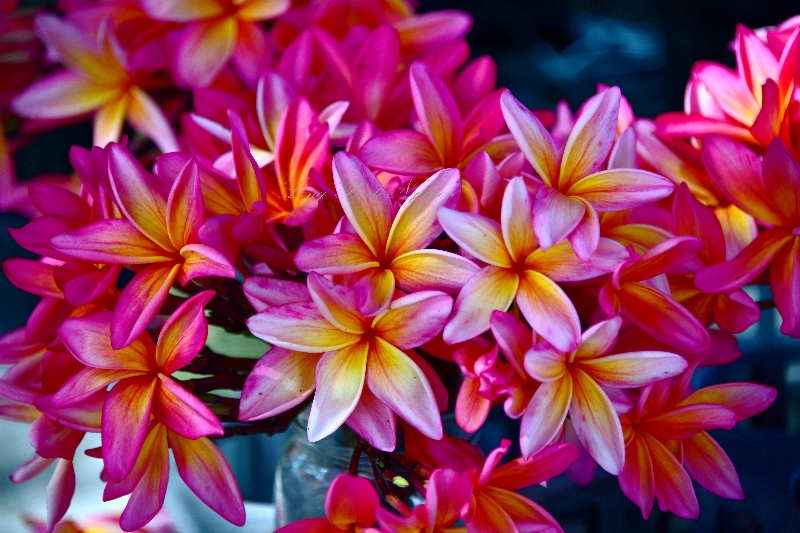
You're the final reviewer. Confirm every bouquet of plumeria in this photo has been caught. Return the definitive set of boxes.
[1,1,796,531]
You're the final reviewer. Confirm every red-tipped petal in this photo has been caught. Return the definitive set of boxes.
[683,431,743,500]
[169,432,246,526]
[102,376,157,482]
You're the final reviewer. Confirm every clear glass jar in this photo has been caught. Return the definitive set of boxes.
[273,410,372,526]
[273,410,479,527]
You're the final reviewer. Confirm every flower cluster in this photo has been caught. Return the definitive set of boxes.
[0,2,792,532]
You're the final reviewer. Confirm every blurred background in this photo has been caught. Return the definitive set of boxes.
[3,0,800,532]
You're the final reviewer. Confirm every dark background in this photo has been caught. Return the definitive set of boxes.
[3,1,800,531]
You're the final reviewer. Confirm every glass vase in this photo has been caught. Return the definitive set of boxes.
[273,410,479,527]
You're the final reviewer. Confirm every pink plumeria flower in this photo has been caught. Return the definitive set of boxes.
[51,145,235,349]
[52,291,223,482]
[439,175,627,350]
[140,0,290,87]
[695,136,800,337]
[104,421,244,530]
[600,236,712,353]
[658,24,800,150]
[501,87,675,259]
[11,14,178,152]
[669,183,760,333]
[359,61,506,177]
[620,376,775,519]
[462,439,577,533]
[275,473,380,533]
[296,151,478,314]
[521,317,687,474]
[245,273,450,449]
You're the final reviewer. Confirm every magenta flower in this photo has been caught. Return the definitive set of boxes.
[52,291,223,482]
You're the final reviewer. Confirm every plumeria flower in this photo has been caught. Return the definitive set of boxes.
[620,376,776,518]
[695,136,800,337]
[275,474,380,533]
[359,61,507,177]
[296,151,478,314]
[500,87,675,259]
[104,421,244,531]
[521,317,687,474]
[439,175,627,350]
[11,14,178,152]
[462,439,577,533]
[599,236,712,353]
[140,0,290,87]
[51,145,235,349]
[52,291,223,482]
[669,183,760,333]
[658,24,800,150]
[245,273,450,449]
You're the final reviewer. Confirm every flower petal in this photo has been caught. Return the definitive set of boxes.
[58,312,153,371]
[569,368,625,475]
[307,272,367,334]
[694,228,792,292]
[307,341,368,442]
[560,87,620,190]
[523,342,568,382]
[438,207,512,267]
[11,71,118,119]
[153,375,223,438]
[127,87,180,153]
[619,433,655,519]
[566,169,675,212]
[772,236,800,337]
[247,302,360,353]
[102,376,157,482]
[526,238,626,282]
[333,152,392,258]
[358,131,442,176]
[169,432,246,526]
[443,266,519,344]
[367,338,442,439]
[387,168,461,257]
[578,351,687,388]
[642,433,699,519]
[500,90,559,186]
[346,387,397,452]
[295,233,379,275]
[678,383,777,422]
[373,291,453,350]
[702,135,788,227]
[501,176,537,262]
[326,473,380,529]
[517,270,581,352]
[409,62,463,165]
[111,263,180,350]
[532,186,585,251]
[174,18,237,87]
[617,282,711,353]
[519,375,572,459]
[637,404,735,440]
[108,144,172,251]
[239,347,321,421]
[50,219,173,264]
[683,431,743,500]
[490,442,579,491]
[391,249,479,294]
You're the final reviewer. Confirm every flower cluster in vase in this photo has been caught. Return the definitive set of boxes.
[0,1,797,532]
